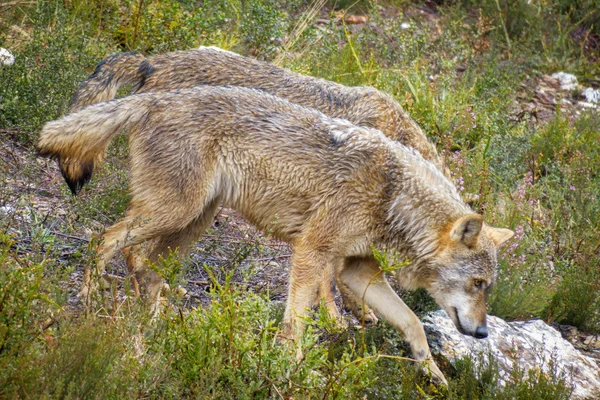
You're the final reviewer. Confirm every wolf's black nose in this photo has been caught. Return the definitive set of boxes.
[475,326,488,339]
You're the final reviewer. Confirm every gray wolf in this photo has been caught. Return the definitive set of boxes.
[69,46,447,181]
[38,86,514,384]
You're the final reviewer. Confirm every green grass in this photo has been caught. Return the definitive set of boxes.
[0,234,571,398]
[1,0,598,397]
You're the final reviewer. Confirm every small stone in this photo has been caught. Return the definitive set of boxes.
[578,101,597,109]
[551,72,578,91]
[173,285,187,297]
[344,14,368,25]
[568,326,579,336]
[584,336,594,346]
[582,87,600,104]
[0,48,14,66]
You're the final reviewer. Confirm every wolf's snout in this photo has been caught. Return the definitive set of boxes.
[474,326,488,339]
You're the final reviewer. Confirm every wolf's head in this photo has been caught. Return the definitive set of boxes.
[408,214,513,338]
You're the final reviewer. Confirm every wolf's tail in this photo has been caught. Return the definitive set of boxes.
[38,96,150,194]
[70,52,149,112]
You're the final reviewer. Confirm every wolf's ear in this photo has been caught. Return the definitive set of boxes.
[450,214,483,247]
[488,227,514,247]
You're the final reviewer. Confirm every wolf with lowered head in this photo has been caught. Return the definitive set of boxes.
[38,86,513,385]
[68,46,460,319]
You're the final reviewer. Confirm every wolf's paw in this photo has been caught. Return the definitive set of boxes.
[77,280,99,309]
[278,323,304,361]
[422,358,448,386]
[350,306,379,326]
[279,321,295,343]
[361,308,379,326]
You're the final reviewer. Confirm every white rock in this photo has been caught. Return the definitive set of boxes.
[0,47,15,66]
[579,101,597,109]
[0,205,15,214]
[423,310,600,399]
[582,87,600,104]
[551,72,579,91]
[400,23,411,30]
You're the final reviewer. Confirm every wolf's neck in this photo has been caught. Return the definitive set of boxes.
[381,147,471,262]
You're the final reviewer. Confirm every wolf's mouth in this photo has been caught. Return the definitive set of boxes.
[452,307,467,335]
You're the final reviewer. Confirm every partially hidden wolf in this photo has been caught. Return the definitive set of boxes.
[69,46,456,319]
[38,86,514,385]
[69,47,446,186]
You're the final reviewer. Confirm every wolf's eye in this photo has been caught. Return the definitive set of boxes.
[473,279,484,289]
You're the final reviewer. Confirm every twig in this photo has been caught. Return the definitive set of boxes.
[274,0,327,66]
[0,1,37,9]
[52,231,90,242]
[259,371,285,400]
[253,254,292,262]
[131,0,145,49]
[189,280,210,286]
[494,0,512,52]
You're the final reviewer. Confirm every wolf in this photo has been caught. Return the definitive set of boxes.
[69,46,447,182]
[38,86,514,385]
[68,46,460,319]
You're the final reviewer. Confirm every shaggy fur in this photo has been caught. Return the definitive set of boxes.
[70,47,446,180]
[38,86,513,385]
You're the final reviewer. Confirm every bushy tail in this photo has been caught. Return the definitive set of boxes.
[70,52,149,112]
[38,97,151,194]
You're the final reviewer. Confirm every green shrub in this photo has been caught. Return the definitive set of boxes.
[0,25,107,142]
[0,233,61,397]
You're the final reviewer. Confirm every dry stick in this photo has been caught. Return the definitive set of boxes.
[274,0,327,66]
[201,234,289,247]
[189,280,210,286]
[259,371,285,400]
[51,231,89,242]
[253,254,292,262]
[131,0,145,49]
[494,0,512,52]
[0,1,37,9]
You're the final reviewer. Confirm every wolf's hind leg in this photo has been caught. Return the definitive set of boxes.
[317,266,343,324]
[138,198,221,306]
[337,256,447,386]
[80,215,155,306]
[82,196,214,304]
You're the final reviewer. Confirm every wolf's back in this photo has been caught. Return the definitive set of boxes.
[38,96,150,194]
[70,52,148,112]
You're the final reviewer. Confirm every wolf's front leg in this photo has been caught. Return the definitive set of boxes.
[336,274,379,326]
[338,256,447,386]
[281,248,339,344]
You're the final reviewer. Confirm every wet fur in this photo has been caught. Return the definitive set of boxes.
[70,47,446,178]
